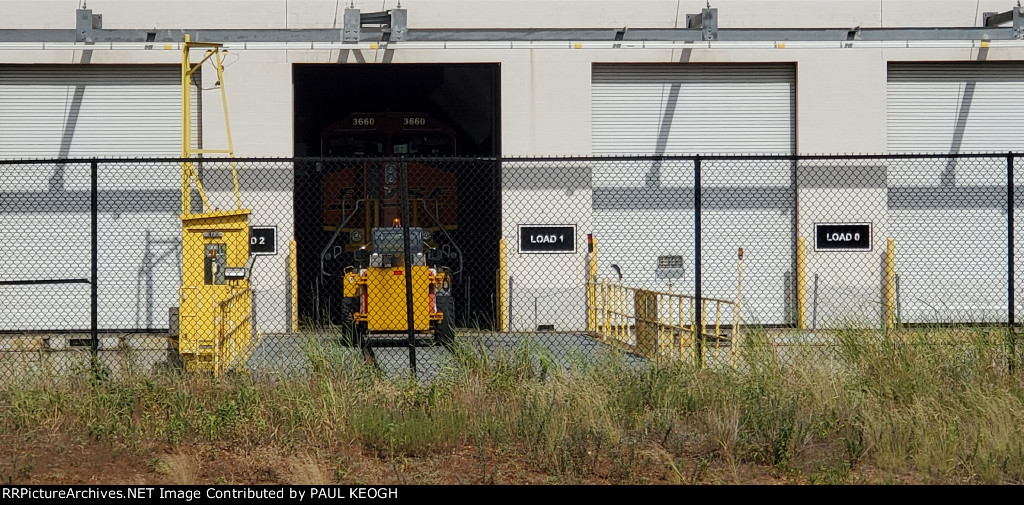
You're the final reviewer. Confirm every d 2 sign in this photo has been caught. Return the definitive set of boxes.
[249,226,277,255]
[518,225,576,254]
[814,223,872,251]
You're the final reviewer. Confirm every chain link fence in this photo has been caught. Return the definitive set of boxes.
[1,154,1020,381]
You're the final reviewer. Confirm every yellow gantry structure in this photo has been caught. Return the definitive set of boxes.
[176,35,254,376]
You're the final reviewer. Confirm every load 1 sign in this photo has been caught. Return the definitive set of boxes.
[814,223,872,251]
[518,225,576,254]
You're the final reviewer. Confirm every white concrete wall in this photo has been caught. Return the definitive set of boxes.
[3,0,1024,331]
[3,0,1019,159]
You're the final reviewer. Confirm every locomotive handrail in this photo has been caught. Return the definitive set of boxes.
[411,197,464,279]
[319,199,365,278]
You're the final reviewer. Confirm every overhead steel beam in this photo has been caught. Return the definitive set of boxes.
[2,7,1023,46]
[3,27,1021,44]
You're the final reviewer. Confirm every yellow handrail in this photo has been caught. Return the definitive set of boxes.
[590,277,741,365]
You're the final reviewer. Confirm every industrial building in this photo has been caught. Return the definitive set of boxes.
[2,0,1022,338]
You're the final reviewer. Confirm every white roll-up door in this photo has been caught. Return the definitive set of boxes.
[0,65,184,331]
[887,63,1021,323]
[0,65,182,158]
[591,64,796,325]
[888,63,1024,154]
[593,64,796,155]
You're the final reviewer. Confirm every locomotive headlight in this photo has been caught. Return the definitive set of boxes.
[384,164,398,185]
[350,229,364,242]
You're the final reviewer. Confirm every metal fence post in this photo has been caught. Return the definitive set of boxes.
[399,158,417,378]
[91,160,99,358]
[694,155,703,368]
[1010,152,1017,374]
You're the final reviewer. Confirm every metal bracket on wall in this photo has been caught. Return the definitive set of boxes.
[983,6,1024,39]
[686,8,718,41]
[342,7,407,43]
[75,8,102,43]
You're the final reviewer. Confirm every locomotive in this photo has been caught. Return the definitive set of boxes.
[315,112,463,340]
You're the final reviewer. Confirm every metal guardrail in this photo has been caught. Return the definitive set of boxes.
[214,286,254,375]
[588,279,741,369]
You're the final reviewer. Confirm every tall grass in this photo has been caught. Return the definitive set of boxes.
[2,327,1024,484]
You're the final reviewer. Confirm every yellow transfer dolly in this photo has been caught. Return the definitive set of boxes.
[340,226,452,343]
[174,35,255,375]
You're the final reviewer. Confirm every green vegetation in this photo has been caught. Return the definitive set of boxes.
[2,326,1024,484]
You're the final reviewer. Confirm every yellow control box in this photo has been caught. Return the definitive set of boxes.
[178,209,253,375]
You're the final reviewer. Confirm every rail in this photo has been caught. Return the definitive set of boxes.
[587,279,741,368]
[215,286,254,375]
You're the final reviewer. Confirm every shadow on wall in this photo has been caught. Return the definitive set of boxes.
[136,230,181,330]
[192,163,295,194]
[501,160,592,192]
[0,161,295,331]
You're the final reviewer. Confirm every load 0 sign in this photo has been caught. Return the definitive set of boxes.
[814,223,872,251]
[518,225,576,254]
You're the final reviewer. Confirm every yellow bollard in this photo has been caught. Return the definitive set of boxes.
[497,238,509,332]
[885,238,896,332]
[796,237,807,330]
[586,235,598,332]
[689,299,697,364]
[601,279,609,338]
[290,240,299,333]
[732,247,744,371]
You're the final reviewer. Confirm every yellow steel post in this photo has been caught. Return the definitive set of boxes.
[586,235,598,332]
[689,299,697,365]
[607,281,615,341]
[497,238,509,332]
[616,283,624,343]
[182,34,192,215]
[676,295,684,359]
[732,247,744,371]
[885,237,897,332]
[613,284,618,341]
[796,237,807,330]
[600,279,608,338]
[613,282,620,342]
[290,239,299,333]
[714,302,722,362]
[658,293,667,355]
[213,48,242,209]
[181,35,218,214]
[700,301,708,368]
